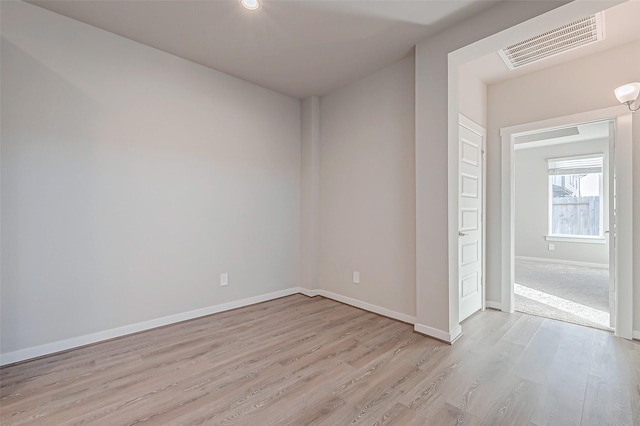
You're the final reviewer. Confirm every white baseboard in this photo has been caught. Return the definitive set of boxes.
[297,287,319,298]
[414,323,462,344]
[305,289,467,344]
[450,325,463,343]
[633,330,640,341]
[515,256,608,269]
[309,289,416,324]
[2,287,467,365]
[0,287,301,366]
[485,301,503,311]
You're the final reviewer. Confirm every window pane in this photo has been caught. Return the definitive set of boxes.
[551,172,601,236]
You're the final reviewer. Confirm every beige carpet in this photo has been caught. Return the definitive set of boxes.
[514,259,612,331]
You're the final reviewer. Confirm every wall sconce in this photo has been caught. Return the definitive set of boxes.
[614,82,640,112]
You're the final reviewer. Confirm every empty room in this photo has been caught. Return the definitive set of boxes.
[1,0,639,424]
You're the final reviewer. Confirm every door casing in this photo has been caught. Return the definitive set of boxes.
[500,106,633,339]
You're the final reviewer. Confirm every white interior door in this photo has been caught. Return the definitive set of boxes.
[608,120,616,329]
[459,117,484,322]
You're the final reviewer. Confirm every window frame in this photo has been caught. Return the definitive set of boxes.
[546,154,605,243]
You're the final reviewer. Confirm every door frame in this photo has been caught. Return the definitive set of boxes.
[500,106,633,339]
[441,0,621,343]
[459,114,487,321]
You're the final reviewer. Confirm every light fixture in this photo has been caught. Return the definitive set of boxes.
[614,82,640,112]
[240,0,260,11]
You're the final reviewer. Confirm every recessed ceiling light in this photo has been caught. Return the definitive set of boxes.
[240,0,260,11]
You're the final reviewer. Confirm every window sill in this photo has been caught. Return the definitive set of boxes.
[545,235,606,244]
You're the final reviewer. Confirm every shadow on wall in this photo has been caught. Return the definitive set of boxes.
[1,38,106,353]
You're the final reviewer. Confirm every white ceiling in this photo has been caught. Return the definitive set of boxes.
[27,0,501,99]
[462,0,640,85]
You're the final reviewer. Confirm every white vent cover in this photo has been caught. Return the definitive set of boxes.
[498,12,605,70]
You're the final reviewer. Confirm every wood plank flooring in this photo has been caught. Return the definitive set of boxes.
[1,294,639,425]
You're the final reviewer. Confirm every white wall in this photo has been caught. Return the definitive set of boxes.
[515,139,609,265]
[318,56,416,318]
[416,0,571,337]
[458,64,487,128]
[487,40,640,327]
[300,96,320,290]
[1,1,301,355]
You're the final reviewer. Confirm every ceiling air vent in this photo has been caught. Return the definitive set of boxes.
[498,12,605,70]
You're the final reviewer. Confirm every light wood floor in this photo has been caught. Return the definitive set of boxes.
[2,295,639,425]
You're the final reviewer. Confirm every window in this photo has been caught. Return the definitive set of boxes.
[547,154,604,240]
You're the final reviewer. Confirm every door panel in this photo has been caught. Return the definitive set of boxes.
[461,241,478,266]
[460,208,479,231]
[461,272,479,298]
[459,121,484,322]
[608,120,616,328]
[461,174,479,198]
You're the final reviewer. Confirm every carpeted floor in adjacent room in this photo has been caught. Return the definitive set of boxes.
[514,258,611,331]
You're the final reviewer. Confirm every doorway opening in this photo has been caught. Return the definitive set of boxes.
[446,0,636,341]
[500,106,633,339]
[513,120,613,331]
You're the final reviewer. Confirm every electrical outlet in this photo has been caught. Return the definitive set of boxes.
[220,273,228,286]
[353,271,360,284]
[548,244,555,251]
